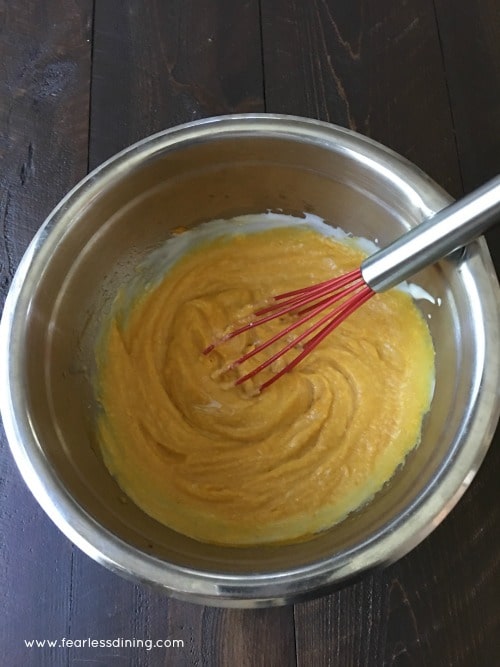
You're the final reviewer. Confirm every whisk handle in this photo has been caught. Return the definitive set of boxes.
[361,175,500,292]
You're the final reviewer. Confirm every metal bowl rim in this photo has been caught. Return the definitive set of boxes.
[1,114,499,606]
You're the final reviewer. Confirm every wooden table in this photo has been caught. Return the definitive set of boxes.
[1,2,499,665]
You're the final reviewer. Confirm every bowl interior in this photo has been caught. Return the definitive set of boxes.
[17,127,490,575]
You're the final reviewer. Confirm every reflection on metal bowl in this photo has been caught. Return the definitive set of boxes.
[1,115,499,607]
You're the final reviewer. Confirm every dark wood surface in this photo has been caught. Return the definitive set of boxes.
[1,1,499,665]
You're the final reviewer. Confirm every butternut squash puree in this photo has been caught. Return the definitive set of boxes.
[96,223,434,546]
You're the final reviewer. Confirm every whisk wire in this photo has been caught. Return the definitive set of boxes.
[232,278,368,370]
[203,175,500,391]
[272,269,364,301]
[258,286,375,392]
[236,284,374,390]
[204,268,375,391]
[254,269,364,316]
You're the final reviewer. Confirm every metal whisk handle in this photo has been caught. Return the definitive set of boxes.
[361,175,500,292]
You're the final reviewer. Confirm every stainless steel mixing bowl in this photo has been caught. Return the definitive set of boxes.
[1,115,499,607]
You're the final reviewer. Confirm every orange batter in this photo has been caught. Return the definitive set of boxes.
[96,220,434,545]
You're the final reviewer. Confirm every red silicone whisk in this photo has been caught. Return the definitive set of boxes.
[204,177,500,391]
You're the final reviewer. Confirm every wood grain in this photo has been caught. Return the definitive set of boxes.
[89,0,265,168]
[434,0,500,191]
[1,0,499,665]
[0,1,92,666]
[261,1,500,665]
[164,602,297,667]
[434,0,500,271]
[261,0,462,196]
[61,3,294,667]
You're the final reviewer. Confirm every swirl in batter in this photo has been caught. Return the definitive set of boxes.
[96,217,435,545]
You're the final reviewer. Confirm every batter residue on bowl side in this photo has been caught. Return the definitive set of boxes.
[95,215,435,546]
